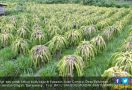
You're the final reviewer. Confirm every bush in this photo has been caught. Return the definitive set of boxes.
[31,0,80,4]
[82,0,130,8]
[82,0,116,7]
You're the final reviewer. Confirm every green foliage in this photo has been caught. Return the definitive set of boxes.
[121,41,132,51]
[0,32,13,48]
[0,2,131,77]
[102,66,131,77]
[127,35,132,42]
[82,0,96,5]
[1,0,130,8]
[16,56,33,75]
[81,0,130,8]
[80,25,97,39]
[15,0,27,12]
[76,41,97,62]
[48,35,67,54]
[47,26,62,39]
[122,34,132,51]
[0,47,14,62]
[12,38,29,55]
[102,26,118,41]
[65,30,82,46]
[35,61,58,77]
[111,51,132,74]
[82,0,116,7]
[29,0,80,4]
[90,35,106,52]
[30,45,51,68]
[57,55,84,77]
[31,30,47,45]
[17,26,30,39]
[0,61,18,76]
[2,24,15,34]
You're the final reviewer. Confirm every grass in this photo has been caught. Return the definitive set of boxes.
[0,61,17,76]
[34,60,58,77]
[0,47,14,63]
[15,56,33,74]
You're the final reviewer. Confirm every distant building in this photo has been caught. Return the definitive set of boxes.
[0,4,7,15]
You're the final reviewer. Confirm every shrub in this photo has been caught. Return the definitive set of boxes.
[30,45,51,68]
[65,30,82,46]
[31,30,47,45]
[102,66,131,77]
[57,55,84,77]
[0,32,13,48]
[102,26,118,41]
[82,0,116,7]
[111,51,132,73]
[80,25,97,39]
[47,26,61,39]
[76,41,97,61]
[48,35,67,58]
[90,35,106,52]
[12,38,29,55]
[17,26,30,39]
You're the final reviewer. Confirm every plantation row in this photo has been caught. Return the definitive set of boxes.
[0,4,131,77]
[102,29,132,77]
[57,11,132,77]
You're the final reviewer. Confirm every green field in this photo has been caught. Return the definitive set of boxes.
[0,3,132,77]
